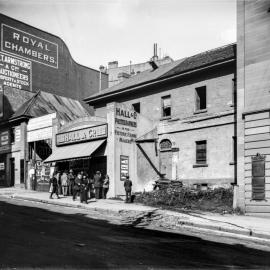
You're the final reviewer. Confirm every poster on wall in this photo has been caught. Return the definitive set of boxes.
[0,84,3,118]
[120,155,129,181]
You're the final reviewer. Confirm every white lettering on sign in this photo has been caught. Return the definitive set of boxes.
[0,162,4,171]
[1,24,58,69]
[56,124,107,146]
[0,52,32,91]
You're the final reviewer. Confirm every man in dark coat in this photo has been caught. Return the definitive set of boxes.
[73,173,82,201]
[49,173,60,199]
[68,169,75,196]
[80,175,89,203]
[93,171,103,199]
[124,175,132,203]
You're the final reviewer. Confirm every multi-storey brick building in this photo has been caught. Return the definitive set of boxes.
[0,14,108,187]
[85,44,236,193]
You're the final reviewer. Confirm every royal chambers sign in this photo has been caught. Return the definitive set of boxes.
[1,24,58,68]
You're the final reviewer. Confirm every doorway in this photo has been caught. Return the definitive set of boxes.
[10,158,15,186]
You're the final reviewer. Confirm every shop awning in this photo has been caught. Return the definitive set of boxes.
[44,139,106,163]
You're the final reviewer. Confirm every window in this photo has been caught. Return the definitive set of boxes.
[195,86,207,111]
[10,128,15,144]
[196,140,207,164]
[232,78,236,106]
[161,95,171,118]
[160,139,172,151]
[132,102,140,113]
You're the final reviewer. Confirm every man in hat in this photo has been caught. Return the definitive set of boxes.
[124,175,132,203]
[68,169,75,196]
[93,171,103,199]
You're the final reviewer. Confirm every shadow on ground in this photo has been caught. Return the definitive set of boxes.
[0,198,269,269]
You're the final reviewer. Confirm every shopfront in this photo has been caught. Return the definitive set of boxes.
[44,123,108,184]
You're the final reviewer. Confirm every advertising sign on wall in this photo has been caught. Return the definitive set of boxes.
[120,155,129,181]
[0,52,32,91]
[0,84,3,118]
[1,24,58,69]
[56,124,108,146]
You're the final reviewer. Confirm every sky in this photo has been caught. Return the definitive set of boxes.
[0,0,236,70]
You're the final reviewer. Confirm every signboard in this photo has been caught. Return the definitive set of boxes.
[1,24,58,69]
[115,107,137,144]
[36,161,50,184]
[252,153,265,200]
[0,84,3,118]
[0,52,32,91]
[120,155,129,181]
[0,162,4,171]
[56,124,108,146]
[0,130,9,146]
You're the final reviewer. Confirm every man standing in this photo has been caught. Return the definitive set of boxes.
[93,171,103,199]
[73,173,82,201]
[68,169,75,196]
[49,173,60,199]
[124,175,132,203]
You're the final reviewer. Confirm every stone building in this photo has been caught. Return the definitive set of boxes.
[85,44,237,194]
[236,1,270,214]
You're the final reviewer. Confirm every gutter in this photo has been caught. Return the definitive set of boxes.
[84,58,235,104]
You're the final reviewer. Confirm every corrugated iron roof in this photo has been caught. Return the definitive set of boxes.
[11,91,89,121]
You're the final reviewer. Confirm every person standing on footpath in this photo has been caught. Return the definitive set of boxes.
[57,171,62,195]
[94,171,103,199]
[73,173,82,201]
[124,175,132,203]
[61,170,68,196]
[102,174,110,199]
[49,173,60,199]
[68,169,75,196]
[80,175,89,203]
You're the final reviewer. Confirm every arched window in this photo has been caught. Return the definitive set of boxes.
[160,139,172,151]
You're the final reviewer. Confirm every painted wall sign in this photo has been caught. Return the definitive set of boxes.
[0,52,31,91]
[1,24,58,68]
[120,155,129,181]
[115,107,137,144]
[0,130,9,146]
[0,84,3,118]
[56,124,107,146]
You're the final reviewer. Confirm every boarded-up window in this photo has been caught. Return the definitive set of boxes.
[252,153,265,201]
[195,86,206,111]
[196,140,207,164]
[160,139,172,152]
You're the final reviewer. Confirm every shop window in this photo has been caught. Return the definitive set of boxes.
[196,140,207,164]
[195,86,207,111]
[161,95,171,118]
[132,102,140,113]
[160,139,172,152]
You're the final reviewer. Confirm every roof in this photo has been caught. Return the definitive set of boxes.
[11,91,89,122]
[85,43,236,104]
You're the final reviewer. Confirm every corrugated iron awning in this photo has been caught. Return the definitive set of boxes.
[44,139,106,163]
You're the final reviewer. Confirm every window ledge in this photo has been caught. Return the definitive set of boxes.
[229,161,236,165]
[194,109,207,114]
[160,116,171,121]
[193,164,208,168]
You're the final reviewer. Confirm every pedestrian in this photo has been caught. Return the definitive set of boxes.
[56,171,62,195]
[93,171,103,199]
[124,175,132,203]
[80,175,89,203]
[49,173,60,199]
[73,173,82,201]
[68,169,75,196]
[61,170,68,196]
[88,176,95,199]
[102,174,110,199]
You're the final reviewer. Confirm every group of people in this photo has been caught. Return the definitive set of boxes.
[49,170,110,203]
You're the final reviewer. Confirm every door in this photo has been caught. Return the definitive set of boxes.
[160,151,172,179]
[10,158,15,186]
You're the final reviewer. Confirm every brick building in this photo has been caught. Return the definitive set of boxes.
[0,14,108,187]
[85,44,236,194]
[236,1,270,213]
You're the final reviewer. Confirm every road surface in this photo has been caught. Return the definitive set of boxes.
[0,197,270,269]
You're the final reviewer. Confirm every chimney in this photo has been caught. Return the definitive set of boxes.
[117,72,131,83]
[108,61,118,69]
[152,43,158,61]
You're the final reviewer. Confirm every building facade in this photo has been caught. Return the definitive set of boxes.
[85,44,237,193]
[236,1,270,214]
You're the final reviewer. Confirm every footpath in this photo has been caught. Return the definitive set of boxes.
[1,187,270,249]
